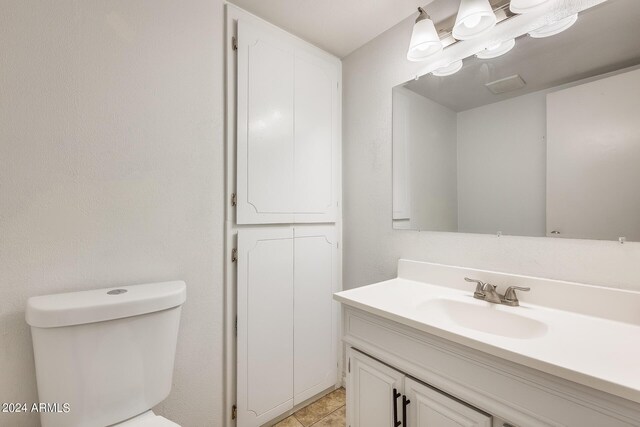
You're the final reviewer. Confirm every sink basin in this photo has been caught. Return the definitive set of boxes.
[416,298,548,339]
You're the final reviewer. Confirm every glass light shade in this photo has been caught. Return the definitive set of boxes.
[407,17,443,61]
[529,14,578,38]
[476,38,516,59]
[510,0,552,14]
[431,60,464,77]
[452,0,497,40]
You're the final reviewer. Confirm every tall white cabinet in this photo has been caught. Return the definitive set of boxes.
[227,5,341,427]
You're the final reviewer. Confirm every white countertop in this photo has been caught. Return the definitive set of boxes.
[334,261,640,404]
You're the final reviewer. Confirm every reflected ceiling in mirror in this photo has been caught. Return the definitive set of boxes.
[392,0,640,241]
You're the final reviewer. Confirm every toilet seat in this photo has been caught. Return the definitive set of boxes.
[113,411,180,427]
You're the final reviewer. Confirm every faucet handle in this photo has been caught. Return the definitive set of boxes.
[503,286,530,306]
[464,277,485,298]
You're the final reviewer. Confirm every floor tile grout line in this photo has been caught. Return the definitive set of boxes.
[280,388,345,427]
[292,389,345,426]
[305,404,346,427]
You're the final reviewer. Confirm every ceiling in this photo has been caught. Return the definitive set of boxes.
[403,0,640,111]
[228,0,436,58]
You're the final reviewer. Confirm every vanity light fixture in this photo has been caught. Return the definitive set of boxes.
[431,60,464,76]
[529,14,578,38]
[452,0,497,40]
[510,0,552,14]
[407,7,443,61]
[476,38,516,59]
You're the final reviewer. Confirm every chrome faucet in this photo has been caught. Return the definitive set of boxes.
[464,277,530,307]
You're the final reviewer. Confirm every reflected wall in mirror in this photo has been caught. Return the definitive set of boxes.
[392,0,640,241]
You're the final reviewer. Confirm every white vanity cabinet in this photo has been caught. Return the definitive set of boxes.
[236,226,338,427]
[347,347,492,427]
[336,260,640,427]
[236,17,340,225]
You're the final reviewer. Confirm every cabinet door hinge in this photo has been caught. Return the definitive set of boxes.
[231,248,238,263]
[232,36,238,51]
[231,404,237,420]
[231,192,237,206]
[235,316,238,337]
[348,357,351,373]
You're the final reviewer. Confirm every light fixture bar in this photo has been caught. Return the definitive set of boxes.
[434,0,515,48]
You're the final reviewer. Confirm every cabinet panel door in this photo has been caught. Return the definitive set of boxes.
[237,19,295,224]
[293,52,337,222]
[347,348,404,427]
[405,377,492,427]
[293,226,338,404]
[237,228,294,427]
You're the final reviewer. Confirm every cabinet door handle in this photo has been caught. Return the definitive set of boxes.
[402,395,411,427]
[392,388,401,427]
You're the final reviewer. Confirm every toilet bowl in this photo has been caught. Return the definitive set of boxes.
[113,411,180,427]
[26,281,186,427]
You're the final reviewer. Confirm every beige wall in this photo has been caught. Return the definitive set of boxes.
[342,15,640,292]
[0,1,224,425]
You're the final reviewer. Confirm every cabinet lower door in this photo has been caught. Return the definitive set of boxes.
[293,226,338,404]
[346,348,404,427]
[405,377,492,427]
[237,228,294,427]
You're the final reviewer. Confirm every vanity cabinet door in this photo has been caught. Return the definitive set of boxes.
[405,377,492,427]
[347,348,404,427]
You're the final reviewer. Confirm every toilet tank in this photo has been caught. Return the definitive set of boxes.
[26,281,186,427]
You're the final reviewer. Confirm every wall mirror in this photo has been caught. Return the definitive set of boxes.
[392,0,640,241]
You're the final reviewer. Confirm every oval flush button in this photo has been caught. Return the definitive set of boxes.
[107,289,128,295]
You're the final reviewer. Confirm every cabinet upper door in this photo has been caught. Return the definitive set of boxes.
[237,19,339,224]
[405,377,492,427]
[347,348,404,427]
[293,51,338,223]
[237,19,295,224]
[293,226,338,404]
[237,227,294,427]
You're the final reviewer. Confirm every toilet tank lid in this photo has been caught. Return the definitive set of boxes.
[26,281,186,328]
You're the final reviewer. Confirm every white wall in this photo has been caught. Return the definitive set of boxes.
[457,91,547,237]
[342,15,640,292]
[0,1,224,426]
[393,87,458,231]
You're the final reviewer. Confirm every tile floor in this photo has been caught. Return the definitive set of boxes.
[273,388,345,427]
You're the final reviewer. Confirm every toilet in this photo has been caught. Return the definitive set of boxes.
[26,281,186,427]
